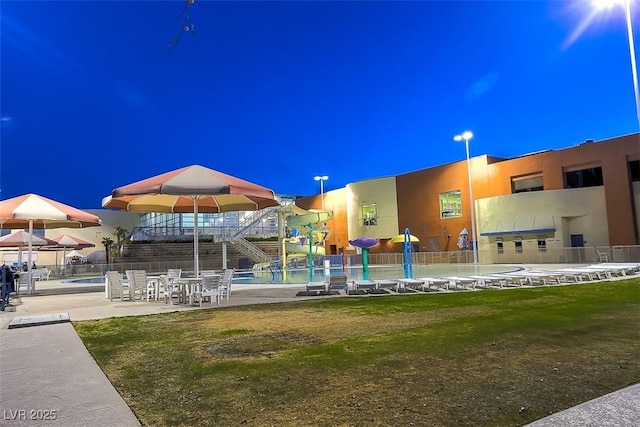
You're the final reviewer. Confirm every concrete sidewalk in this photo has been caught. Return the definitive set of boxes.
[1,279,638,426]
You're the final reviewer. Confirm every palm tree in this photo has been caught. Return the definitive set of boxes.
[113,226,129,257]
[102,237,114,264]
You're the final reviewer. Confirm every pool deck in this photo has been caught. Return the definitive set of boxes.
[0,267,638,426]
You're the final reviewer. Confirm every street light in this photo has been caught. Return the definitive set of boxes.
[453,131,478,264]
[314,175,329,211]
[593,0,640,130]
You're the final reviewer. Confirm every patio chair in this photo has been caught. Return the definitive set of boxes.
[159,274,186,304]
[167,268,182,283]
[127,270,152,301]
[106,271,131,301]
[191,274,221,306]
[218,268,234,302]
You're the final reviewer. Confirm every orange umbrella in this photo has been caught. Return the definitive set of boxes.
[102,165,279,276]
[0,194,101,293]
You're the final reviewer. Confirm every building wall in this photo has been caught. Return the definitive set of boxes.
[477,187,609,263]
[345,177,399,244]
[37,210,140,266]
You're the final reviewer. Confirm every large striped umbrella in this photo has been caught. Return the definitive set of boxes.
[102,165,279,276]
[0,194,102,293]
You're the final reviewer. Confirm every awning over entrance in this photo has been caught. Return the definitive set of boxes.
[480,216,556,237]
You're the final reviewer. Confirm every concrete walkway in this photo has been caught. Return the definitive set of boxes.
[0,277,638,426]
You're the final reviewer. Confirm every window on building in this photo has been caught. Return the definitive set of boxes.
[439,190,462,218]
[362,202,377,226]
[496,240,504,254]
[537,238,547,253]
[512,174,543,193]
[514,239,523,254]
[630,160,640,182]
[564,166,604,188]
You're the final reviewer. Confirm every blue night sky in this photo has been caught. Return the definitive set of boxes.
[1,0,638,208]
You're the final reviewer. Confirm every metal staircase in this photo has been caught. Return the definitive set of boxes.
[221,206,280,264]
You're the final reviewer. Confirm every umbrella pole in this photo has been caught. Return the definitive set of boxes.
[27,220,34,294]
[193,198,199,277]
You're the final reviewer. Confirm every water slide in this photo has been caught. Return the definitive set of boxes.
[284,205,332,257]
[252,205,332,275]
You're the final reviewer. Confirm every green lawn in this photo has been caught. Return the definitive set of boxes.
[75,279,640,426]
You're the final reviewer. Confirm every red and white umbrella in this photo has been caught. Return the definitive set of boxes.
[41,234,96,269]
[0,231,58,271]
[102,165,279,276]
[0,194,101,293]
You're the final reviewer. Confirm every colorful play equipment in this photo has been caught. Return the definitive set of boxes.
[283,205,332,282]
[252,205,332,282]
[390,229,419,278]
[348,236,379,280]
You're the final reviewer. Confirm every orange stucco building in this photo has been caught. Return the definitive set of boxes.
[297,133,640,263]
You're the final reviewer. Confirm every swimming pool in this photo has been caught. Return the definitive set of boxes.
[238,264,520,285]
[61,277,105,285]
[58,264,520,286]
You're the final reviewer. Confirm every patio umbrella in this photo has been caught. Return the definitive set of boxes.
[102,164,279,277]
[0,194,102,293]
[43,234,95,270]
[0,231,58,270]
[349,236,379,280]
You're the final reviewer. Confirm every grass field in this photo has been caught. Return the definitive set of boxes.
[74,279,640,426]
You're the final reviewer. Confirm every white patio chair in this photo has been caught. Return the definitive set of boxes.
[106,271,131,301]
[160,274,186,305]
[218,268,234,302]
[167,268,182,283]
[191,274,221,306]
[127,270,152,301]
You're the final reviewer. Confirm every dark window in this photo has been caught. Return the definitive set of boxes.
[564,167,603,188]
[630,160,640,182]
[514,240,523,254]
[512,176,543,193]
[537,238,547,253]
[496,241,504,254]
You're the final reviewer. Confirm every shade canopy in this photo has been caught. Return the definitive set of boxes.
[64,250,86,259]
[48,234,95,249]
[0,194,102,229]
[102,165,279,213]
[390,234,419,243]
[349,236,379,249]
[0,231,58,248]
[0,194,101,293]
[102,165,280,276]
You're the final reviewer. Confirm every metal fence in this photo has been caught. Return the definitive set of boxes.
[34,245,640,280]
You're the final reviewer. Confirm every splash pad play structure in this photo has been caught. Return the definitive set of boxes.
[253,205,332,282]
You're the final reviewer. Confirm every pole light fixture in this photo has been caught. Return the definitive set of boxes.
[314,175,329,211]
[453,131,478,264]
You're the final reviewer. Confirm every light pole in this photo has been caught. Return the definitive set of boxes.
[453,131,478,264]
[314,175,329,211]
[594,0,640,130]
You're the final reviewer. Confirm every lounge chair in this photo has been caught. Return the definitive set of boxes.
[395,278,426,292]
[350,280,377,294]
[416,277,450,291]
[324,275,348,294]
[443,276,479,290]
[466,275,502,289]
[374,279,400,292]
